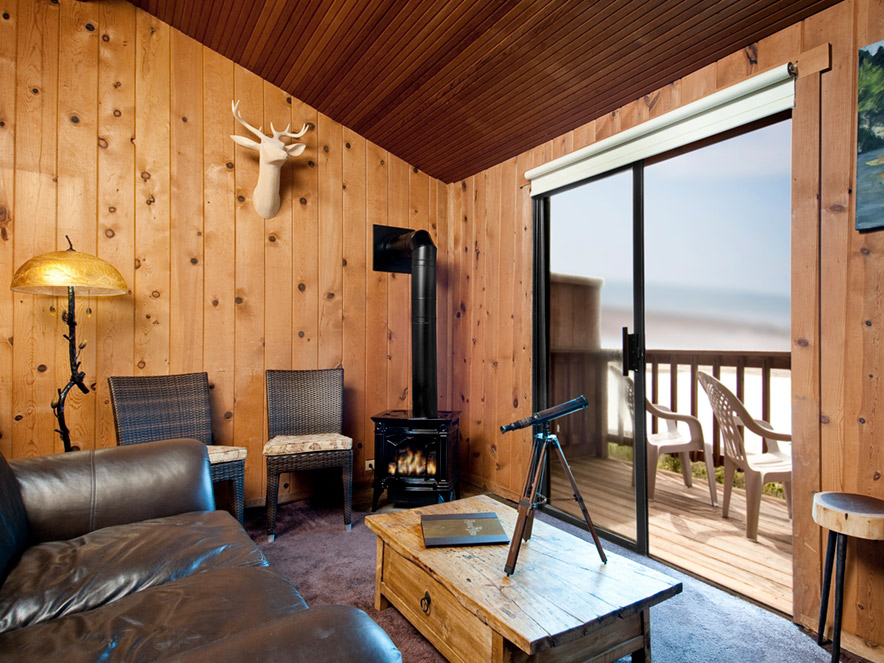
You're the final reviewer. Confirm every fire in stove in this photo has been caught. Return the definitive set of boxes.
[389,448,437,477]
[371,410,459,511]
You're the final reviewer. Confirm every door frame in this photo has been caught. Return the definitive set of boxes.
[532,162,650,555]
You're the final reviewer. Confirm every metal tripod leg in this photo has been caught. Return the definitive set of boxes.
[550,436,607,564]
[504,436,549,575]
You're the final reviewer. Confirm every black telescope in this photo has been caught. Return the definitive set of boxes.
[500,395,588,433]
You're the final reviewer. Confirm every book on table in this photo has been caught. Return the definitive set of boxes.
[420,512,509,547]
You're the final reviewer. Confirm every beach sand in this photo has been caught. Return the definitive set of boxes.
[601,307,790,353]
[595,307,793,442]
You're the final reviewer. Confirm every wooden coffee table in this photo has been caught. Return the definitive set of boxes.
[365,495,681,663]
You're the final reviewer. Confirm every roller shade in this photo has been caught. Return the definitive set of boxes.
[526,63,796,197]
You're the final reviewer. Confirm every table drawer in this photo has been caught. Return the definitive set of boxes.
[381,545,492,663]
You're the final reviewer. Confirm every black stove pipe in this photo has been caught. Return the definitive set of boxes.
[375,226,438,418]
[409,232,438,419]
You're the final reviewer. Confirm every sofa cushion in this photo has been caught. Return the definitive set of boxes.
[11,439,214,544]
[169,605,403,663]
[0,565,308,663]
[0,510,266,633]
[0,453,28,586]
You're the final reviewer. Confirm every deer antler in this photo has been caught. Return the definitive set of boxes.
[270,122,311,141]
[231,99,268,141]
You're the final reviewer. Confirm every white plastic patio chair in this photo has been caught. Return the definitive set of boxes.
[624,376,717,507]
[646,399,718,507]
[698,371,792,541]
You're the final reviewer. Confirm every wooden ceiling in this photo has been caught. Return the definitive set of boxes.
[128,0,839,183]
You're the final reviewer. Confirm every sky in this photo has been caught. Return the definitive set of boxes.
[861,37,884,54]
[549,119,792,350]
[550,119,792,299]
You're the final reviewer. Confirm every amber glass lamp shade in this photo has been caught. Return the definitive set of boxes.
[10,248,127,453]
[10,250,127,296]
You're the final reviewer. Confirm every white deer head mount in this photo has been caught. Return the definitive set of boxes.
[230,99,311,219]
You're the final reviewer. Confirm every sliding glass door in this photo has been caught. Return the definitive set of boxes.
[540,164,648,552]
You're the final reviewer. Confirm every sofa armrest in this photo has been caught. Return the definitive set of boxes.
[10,439,215,543]
[169,605,402,663]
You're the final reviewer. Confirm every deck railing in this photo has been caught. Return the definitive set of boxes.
[645,349,791,462]
[548,348,791,462]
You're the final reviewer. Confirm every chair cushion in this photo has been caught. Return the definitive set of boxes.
[0,510,266,633]
[263,433,352,456]
[207,445,248,463]
[0,566,308,663]
[0,453,28,587]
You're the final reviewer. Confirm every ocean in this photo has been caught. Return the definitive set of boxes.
[588,280,793,439]
[597,280,791,352]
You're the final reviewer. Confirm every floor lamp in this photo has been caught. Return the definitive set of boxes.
[10,238,127,452]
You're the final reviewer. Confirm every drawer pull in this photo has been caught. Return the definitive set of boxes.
[420,591,431,614]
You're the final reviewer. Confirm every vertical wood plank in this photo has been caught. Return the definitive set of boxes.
[854,0,884,648]
[450,177,470,475]
[95,0,136,448]
[646,81,678,119]
[595,109,621,142]
[495,157,517,494]
[233,64,266,500]
[435,177,452,412]
[513,147,537,498]
[678,65,716,107]
[483,165,501,489]
[469,170,487,487]
[169,29,203,375]
[410,167,429,234]
[0,0,17,458]
[263,84,296,502]
[343,128,367,477]
[388,155,410,410]
[13,0,59,457]
[262,83,294,372]
[202,48,236,446]
[715,44,759,89]
[572,118,597,152]
[57,0,99,449]
[619,98,648,133]
[365,142,389,456]
[757,22,802,70]
[810,1,854,496]
[291,96,319,369]
[410,165,429,411]
[133,11,170,377]
[317,112,343,369]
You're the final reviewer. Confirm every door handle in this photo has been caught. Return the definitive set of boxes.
[622,327,642,375]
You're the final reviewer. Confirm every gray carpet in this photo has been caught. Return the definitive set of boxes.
[243,497,849,663]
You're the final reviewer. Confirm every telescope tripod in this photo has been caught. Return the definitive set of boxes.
[504,422,607,575]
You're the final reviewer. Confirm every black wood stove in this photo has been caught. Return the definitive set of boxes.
[370,224,460,510]
[371,410,459,510]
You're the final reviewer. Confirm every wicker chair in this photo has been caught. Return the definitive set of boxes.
[264,369,352,542]
[107,372,247,523]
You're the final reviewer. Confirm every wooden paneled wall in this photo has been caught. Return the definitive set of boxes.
[449,0,884,657]
[0,0,453,506]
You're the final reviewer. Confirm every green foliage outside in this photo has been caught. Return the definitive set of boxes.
[858,45,884,153]
[607,442,786,499]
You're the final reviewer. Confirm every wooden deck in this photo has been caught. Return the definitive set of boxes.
[549,456,793,615]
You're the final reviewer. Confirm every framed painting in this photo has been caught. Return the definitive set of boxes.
[857,38,884,231]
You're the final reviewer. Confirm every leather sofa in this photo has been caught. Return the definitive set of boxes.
[0,438,401,663]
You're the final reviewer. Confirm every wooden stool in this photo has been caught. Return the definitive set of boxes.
[812,492,884,662]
